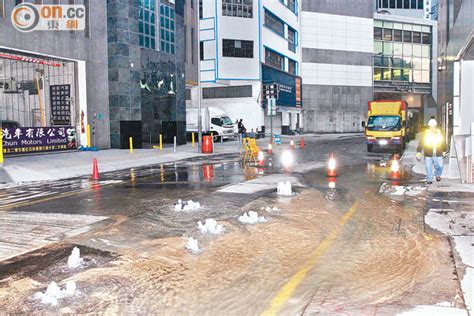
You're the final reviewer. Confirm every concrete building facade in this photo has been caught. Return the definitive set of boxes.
[437,0,474,182]
[194,0,302,135]
[107,0,186,148]
[300,1,374,133]
[0,0,110,150]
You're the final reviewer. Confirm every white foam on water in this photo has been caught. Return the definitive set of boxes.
[277,181,293,196]
[67,247,82,269]
[185,237,201,254]
[262,206,281,212]
[197,218,225,235]
[175,199,201,212]
[33,280,77,306]
[64,280,76,296]
[238,211,267,224]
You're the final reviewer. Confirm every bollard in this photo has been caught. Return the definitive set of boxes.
[86,124,91,148]
[290,139,295,149]
[129,137,133,154]
[268,143,273,154]
[300,137,305,149]
[173,136,177,153]
[159,134,163,151]
[192,132,195,148]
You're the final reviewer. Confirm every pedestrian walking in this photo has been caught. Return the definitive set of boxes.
[416,119,447,184]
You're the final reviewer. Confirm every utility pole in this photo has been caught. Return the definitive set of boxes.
[196,0,202,153]
[263,83,278,144]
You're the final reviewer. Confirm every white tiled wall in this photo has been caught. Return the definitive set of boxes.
[301,12,374,53]
[301,63,373,87]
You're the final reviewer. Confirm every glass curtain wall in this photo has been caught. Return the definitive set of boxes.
[373,20,431,84]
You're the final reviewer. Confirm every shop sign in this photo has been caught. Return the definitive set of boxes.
[262,65,302,108]
[2,126,76,154]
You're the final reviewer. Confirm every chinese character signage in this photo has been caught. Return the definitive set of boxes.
[50,84,71,125]
[2,126,76,154]
[262,65,303,108]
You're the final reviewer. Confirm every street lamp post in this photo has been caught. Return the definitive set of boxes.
[196,0,202,153]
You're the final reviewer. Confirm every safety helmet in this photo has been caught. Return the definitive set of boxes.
[428,119,437,127]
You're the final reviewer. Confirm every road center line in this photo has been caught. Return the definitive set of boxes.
[261,200,360,316]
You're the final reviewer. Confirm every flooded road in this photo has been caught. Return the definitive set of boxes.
[0,136,468,315]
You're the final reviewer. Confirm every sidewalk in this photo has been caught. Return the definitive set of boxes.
[402,137,474,193]
[1,140,243,185]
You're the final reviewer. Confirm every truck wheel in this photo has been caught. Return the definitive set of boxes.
[367,144,373,152]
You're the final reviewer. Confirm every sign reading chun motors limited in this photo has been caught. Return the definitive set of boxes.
[2,126,76,154]
[262,65,302,108]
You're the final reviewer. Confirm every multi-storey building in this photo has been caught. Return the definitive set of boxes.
[0,1,110,150]
[194,0,302,135]
[437,0,474,182]
[107,0,186,148]
[300,1,374,133]
[373,5,438,125]
[375,0,436,20]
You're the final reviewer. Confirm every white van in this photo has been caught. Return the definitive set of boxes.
[186,107,235,140]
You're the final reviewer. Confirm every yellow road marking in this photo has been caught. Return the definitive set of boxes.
[261,200,360,316]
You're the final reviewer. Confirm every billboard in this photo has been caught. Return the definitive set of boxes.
[2,126,76,154]
[262,65,302,108]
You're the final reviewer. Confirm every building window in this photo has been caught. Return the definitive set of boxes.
[403,30,412,42]
[223,39,254,58]
[421,32,431,44]
[264,9,284,37]
[383,28,392,41]
[412,31,421,43]
[390,0,395,8]
[265,48,284,71]
[287,0,296,14]
[199,0,203,18]
[418,0,424,9]
[160,3,175,54]
[138,0,156,49]
[404,0,409,8]
[288,27,296,52]
[288,59,296,75]
[374,27,383,40]
[393,29,402,41]
[200,41,204,60]
[222,0,253,18]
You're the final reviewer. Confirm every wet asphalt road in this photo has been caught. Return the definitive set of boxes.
[0,135,469,315]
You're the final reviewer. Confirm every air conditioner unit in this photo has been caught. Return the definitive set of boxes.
[1,80,18,92]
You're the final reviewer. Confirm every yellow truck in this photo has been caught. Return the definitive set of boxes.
[362,100,408,153]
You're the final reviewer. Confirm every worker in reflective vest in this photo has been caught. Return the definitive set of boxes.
[416,119,447,184]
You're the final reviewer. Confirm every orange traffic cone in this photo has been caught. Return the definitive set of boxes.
[268,143,273,154]
[327,154,337,177]
[300,137,305,149]
[257,149,265,167]
[390,156,401,183]
[91,158,100,180]
[290,139,295,149]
